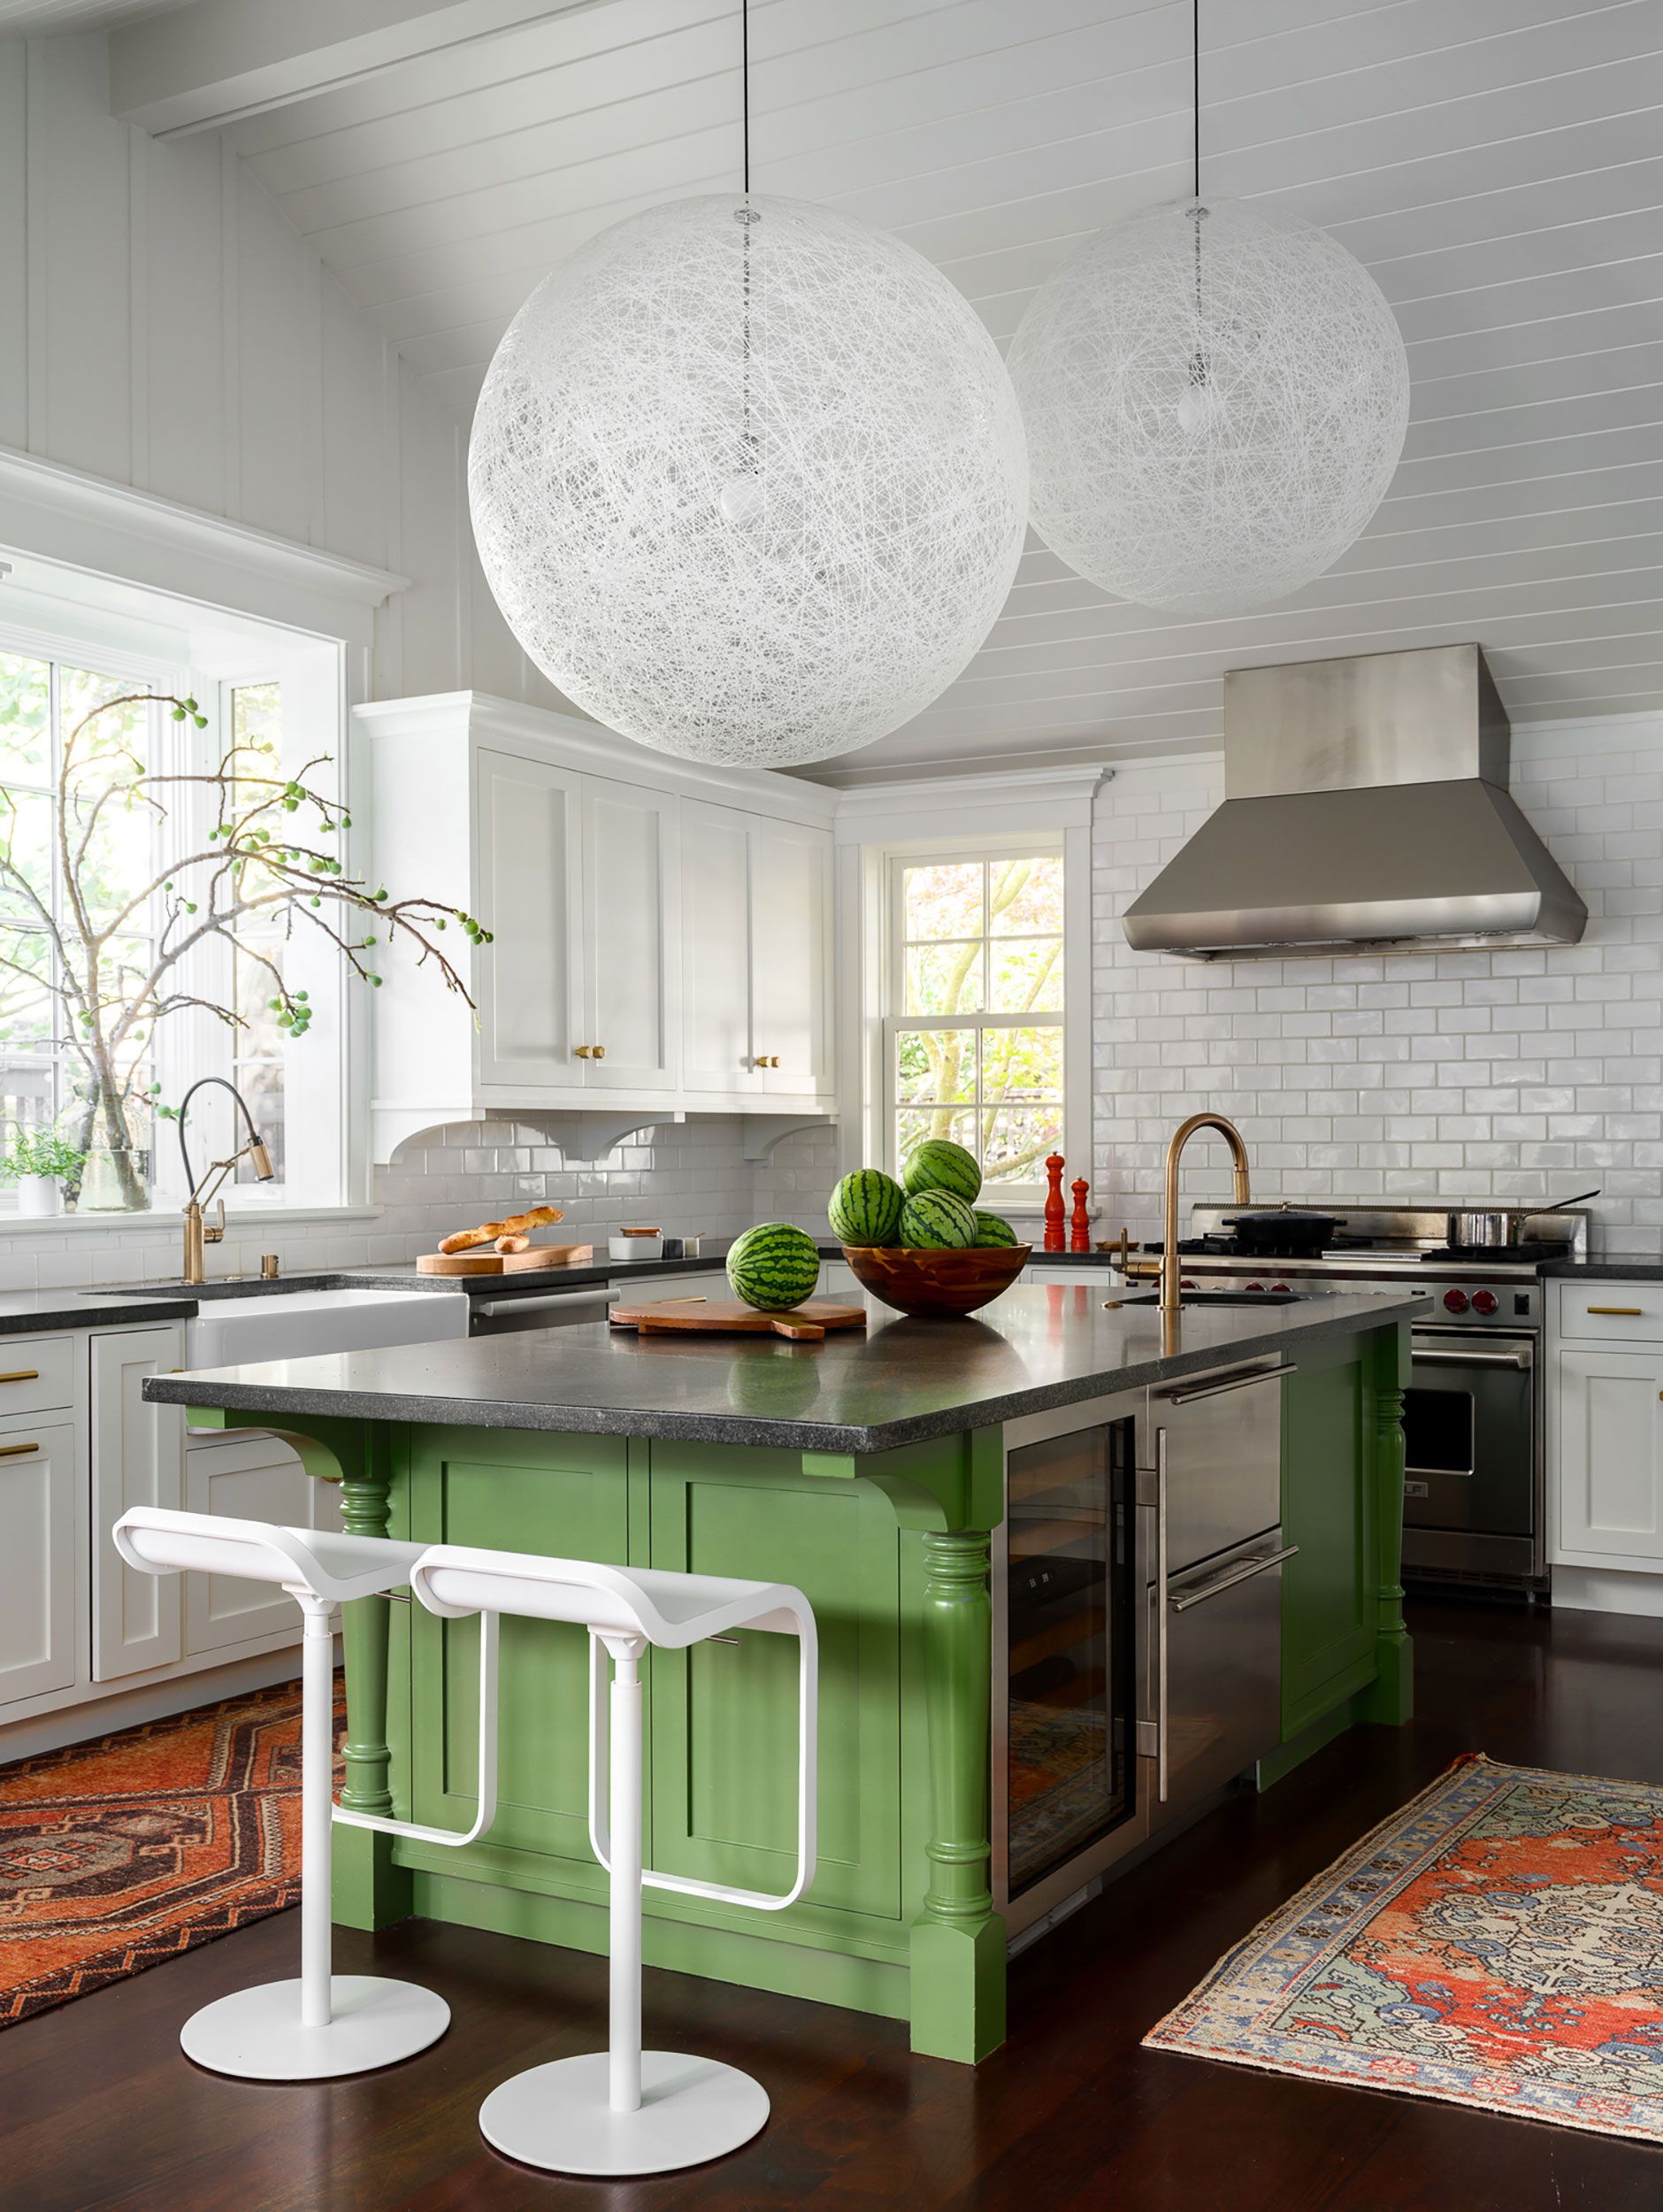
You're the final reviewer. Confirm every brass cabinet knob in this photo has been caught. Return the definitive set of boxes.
[770,1055,782,1068]
[575,1045,593,1059]
[592,1044,606,1060]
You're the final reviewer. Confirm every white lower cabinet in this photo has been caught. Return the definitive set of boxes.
[90,1326,186,1681]
[0,1411,79,1704]
[1555,1345,1663,1563]
[183,1432,341,1657]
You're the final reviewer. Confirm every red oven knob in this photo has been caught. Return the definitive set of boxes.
[1245,1281,1265,1292]
[1472,1289,1498,1317]
[1444,1288,1470,1314]
[1180,1278,1196,1290]
[1271,1283,1291,1294]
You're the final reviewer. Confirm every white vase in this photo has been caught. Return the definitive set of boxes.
[16,1174,60,1218]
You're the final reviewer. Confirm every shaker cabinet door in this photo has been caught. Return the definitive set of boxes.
[749,818,832,1098]
[1556,1348,1663,1564]
[580,774,679,1093]
[681,798,760,1097]
[0,1415,79,1705]
[474,748,585,1090]
[647,1446,901,1922]
[90,1327,185,1680]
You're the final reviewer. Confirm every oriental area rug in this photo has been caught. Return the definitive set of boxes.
[1147,1754,1663,2146]
[0,1677,340,2026]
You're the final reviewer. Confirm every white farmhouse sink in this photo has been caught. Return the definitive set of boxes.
[185,1289,469,1370]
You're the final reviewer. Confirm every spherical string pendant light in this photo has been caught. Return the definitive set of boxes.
[1008,5,1408,618]
[468,6,1027,768]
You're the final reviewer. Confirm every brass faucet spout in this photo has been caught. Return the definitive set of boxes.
[1161,1113,1253,1316]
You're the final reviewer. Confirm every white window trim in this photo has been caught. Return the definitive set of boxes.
[833,766,1109,1223]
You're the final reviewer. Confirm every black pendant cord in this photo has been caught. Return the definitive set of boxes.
[1192,0,1199,201]
[742,0,751,197]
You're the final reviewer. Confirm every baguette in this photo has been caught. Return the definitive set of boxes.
[495,1234,531,1255]
[438,1203,562,1256]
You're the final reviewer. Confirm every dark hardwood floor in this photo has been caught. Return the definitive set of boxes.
[5,1597,1663,2212]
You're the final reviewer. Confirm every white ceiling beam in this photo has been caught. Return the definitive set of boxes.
[108,0,597,138]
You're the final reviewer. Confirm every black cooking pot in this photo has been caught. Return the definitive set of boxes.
[1220,1207,1344,1257]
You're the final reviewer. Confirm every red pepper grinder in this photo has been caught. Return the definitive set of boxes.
[1043,1154,1067,1251]
[1070,1179,1091,1252]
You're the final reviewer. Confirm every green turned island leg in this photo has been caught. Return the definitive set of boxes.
[333,1444,413,1929]
[910,1527,1006,2064]
[1360,1324,1414,1725]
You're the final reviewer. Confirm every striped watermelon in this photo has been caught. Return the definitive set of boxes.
[829,1168,904,1247]
[973,1210,1019,1248]
[902,1137,982,1204]
[900,1190,977,1249]
[727,1222,821,1311]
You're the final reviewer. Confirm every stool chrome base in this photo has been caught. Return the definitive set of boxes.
[479,2051,769,2175]
[180,1976,451,2081]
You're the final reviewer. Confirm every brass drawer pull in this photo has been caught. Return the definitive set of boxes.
[0,1441,40,1458]
[1588,1306,1644,1317]
[0,1370,41,1385]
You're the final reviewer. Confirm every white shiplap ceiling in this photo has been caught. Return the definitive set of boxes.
[116,3,1663,772]
[0,0,186,35]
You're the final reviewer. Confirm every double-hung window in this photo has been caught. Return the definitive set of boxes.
[884,845,1066,1209]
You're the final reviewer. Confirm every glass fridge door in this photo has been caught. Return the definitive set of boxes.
[1004,1415,1134,1895]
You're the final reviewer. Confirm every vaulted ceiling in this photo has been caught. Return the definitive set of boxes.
[19,0,1663,777]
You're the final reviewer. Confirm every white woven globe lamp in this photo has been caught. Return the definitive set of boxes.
[468,193,1028,767]
[1008,197,1410,617]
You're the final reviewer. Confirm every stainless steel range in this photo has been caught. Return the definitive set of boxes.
[1123,1199,1592,1594]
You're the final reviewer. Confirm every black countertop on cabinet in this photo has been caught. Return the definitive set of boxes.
[145,1283,1424,1455]
[1540,1260,1663,1283]
[0,1290,199,1334]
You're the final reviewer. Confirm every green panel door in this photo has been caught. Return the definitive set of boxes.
[648,1442,902,1922]
[408,1427,630,1864]
[1281,1346,1376,1738]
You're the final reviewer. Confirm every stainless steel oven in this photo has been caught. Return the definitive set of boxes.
[1400,1325,1540,1585]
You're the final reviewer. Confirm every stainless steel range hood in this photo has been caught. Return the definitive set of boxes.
[1122,644,1586,959]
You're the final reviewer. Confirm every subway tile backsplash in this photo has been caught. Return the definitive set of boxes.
[1094,718,1663,1260]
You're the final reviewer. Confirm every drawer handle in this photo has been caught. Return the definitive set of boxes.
[0,1370,41,1385]
[0,1441,40,1458]
[1159,1359,1297,1405]
[1588,1306,1644,1317]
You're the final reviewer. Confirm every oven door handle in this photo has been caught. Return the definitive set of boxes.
[1169,1544,1299,1615]
[1414,1344,1532,1371]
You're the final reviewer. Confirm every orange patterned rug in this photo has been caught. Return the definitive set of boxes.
[0,1677,340,2027]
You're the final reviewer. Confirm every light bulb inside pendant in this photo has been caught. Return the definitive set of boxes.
[719,471,766,524]
[1176,373,1222,434]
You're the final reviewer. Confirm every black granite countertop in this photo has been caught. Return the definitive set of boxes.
[144,1283,1424,1455]
[0,1289,199,1334]
[1540,1260,1663,1282]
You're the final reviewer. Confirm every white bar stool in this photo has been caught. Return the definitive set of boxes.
[112,1506,499,2081]
[410,1544,817,2177]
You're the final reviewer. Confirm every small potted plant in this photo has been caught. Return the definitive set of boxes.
[1,1129,89,1218]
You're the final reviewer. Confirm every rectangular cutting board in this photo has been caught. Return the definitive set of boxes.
[416,1243,594,1276]
[609,1296,866,1343]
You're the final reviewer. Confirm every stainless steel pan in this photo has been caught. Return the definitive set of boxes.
[1445,1187,1600,1248]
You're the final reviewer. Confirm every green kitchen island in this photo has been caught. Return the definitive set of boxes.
[147,1280,1422,2065]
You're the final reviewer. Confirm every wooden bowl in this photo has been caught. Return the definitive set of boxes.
[840,1241,1031,1318]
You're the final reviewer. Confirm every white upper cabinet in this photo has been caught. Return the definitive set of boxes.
[474,749,585,1092]
[749,817,833,1099]
[362,694,836,1158]
[579,775,679,1094]
[680,800,834,1106]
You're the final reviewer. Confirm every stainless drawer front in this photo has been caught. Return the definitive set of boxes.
[1146,1361,1284,1576]
[1146,1534,1287,1821]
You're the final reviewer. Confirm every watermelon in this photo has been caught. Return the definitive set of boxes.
[829,1167,904,1247]
[900,1190,977,1249]
[902,1137,982,1205]
[973,1210,1019,1248]
[727,1222,821,1311]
